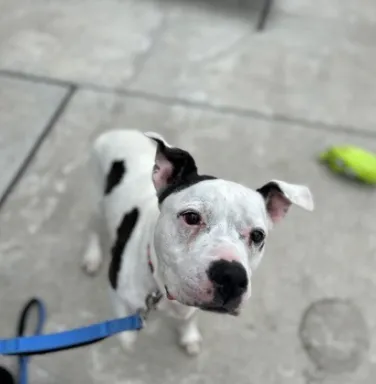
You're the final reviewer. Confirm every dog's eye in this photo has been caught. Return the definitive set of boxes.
[181,211,201,226]
[250,229,265,245]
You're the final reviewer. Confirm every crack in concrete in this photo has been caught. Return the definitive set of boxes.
[1,69,376,142]
[0,83,77,211]
[104,5,169,125]
[126,10,169,88]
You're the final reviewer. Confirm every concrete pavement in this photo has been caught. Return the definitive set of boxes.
[1,1,376,383]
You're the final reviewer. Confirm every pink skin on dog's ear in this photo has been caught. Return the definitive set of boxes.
[152,152,174,192]
[144,131,198,195]
[145,131,175,192]
[257,180,314,224]
[265,190,292,223]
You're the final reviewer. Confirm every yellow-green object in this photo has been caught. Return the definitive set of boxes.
[320,145,376,184]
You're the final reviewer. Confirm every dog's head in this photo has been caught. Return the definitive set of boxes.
[145,132,314,315]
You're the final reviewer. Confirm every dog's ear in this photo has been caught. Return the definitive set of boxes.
[144,132,198,193]
[257,180,314,224]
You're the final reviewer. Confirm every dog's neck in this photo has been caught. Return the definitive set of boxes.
[146,234,165,295]
[139,200,166,297]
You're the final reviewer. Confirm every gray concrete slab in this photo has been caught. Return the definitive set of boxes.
[129,1,376,133]
[0,0,164,86]
[1,89,376,384]
[0,76,69,205]
[275,0,376,22]
[2,0,376,134]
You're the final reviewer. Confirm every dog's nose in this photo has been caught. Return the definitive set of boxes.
[207,260,248,304]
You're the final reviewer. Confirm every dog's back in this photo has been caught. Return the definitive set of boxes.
[91,129,157,237]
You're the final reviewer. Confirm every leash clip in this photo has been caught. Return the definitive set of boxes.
[139,291,163,323]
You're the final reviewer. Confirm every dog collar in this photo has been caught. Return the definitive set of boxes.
[147,246,176,301]
[147,245,165,301]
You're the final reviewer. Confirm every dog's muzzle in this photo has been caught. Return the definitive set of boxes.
[203,259,248,314]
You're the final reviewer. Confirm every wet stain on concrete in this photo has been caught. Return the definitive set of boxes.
[299,298,369,374]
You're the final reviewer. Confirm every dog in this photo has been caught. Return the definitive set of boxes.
[82,129,314,355]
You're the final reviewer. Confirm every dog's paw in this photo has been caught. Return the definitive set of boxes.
[118,331,138,353]
[81,234,102,275]
[179,329,202,356]
[181,340,202,356]
[81,257,102,275]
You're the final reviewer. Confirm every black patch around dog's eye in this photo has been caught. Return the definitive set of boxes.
[104,160,126,195]
[109,207,139,289]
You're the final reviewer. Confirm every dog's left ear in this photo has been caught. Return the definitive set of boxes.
[144,132,198,193]
[257,180,314,224]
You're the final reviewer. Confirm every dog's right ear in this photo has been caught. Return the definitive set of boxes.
[144,132,198,194]
[257,180,314,224]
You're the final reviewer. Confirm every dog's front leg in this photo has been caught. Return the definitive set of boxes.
[177,309,202,356]
[110,290,139,352]
[82,231,103,275]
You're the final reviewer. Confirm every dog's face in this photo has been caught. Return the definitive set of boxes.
[145,132,314,316]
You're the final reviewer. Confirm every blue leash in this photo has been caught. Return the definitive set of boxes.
[0,296,153,384]
[16,299,46,384]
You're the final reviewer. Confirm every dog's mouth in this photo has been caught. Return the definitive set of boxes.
[199,305,240,316]
[164,285,176,301]
[164,286,241,316]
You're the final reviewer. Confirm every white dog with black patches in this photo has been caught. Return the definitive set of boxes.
[82,129,314,355]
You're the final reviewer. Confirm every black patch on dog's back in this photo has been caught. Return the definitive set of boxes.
[109,207,139,289]
[104,160,126,195]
